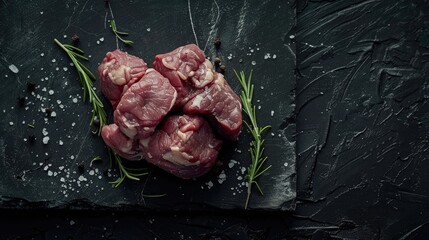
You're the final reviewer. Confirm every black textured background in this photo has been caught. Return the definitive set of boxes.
[2,0,429,239]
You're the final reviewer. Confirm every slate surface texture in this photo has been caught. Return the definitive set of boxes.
[0,0,296,211]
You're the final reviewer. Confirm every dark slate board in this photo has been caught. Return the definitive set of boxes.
[0,0,295,210]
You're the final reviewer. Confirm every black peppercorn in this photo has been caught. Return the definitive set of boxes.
[77,164,85,173]
[27,82,36,92]
[213,37,221,48]
[72,34,80,45]
[28,135,36,144]
[214,57,221,66]
[44,107,53,116]
[219,65,226,73]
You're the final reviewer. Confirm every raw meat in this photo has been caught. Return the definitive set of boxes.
[98,50,148,108]
[155,44,242,140]
[114,69,177,139]
[99,44,242,179]
[101,123,142,161]
[140,114,222,179]
[183,73,242,140]
[153,44,208,108]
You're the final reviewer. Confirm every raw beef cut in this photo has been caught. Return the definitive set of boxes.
[140,114,222,179]
[99,44,242,179]
[98,50,148,108]
[153,44,208,108]
[183,73,242,140]
[114,69,177,139]
[101,123,142,161]
[154,44,242,140]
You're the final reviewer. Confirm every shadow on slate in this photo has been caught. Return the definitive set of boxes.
[0,0,296,210]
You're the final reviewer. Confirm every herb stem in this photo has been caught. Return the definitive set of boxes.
[234,70,271,210]
[54,38,107,135]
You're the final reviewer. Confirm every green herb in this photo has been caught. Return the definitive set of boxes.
[110,20,134,46]
[27,123,35,128]
[54,39,107,135]
[108,148,148,187]
[234,70,272,210]
[89,156,102,168]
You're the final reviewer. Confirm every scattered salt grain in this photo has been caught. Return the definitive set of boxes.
[9,64,19,73]
[271,110,274,117]
[51,111,57,117]
[69,220,75,226]
[51,59,56,63]
[72,98,78,103]
[48,170,53,176]
[147,28,151,32]
[63,67,68,71]
[70,155,75,160]
[9,122,13,126]
[99,37,104,42]
[49,90,54,95]
[251,61,256,66]
[272,54,277,59]
[40,11,44,15]
[89,170,95,176]
[284,162,288,167]
[206,181,214,189]
[42,136,50,144]
[42,128,48,136]
[218,171,226,184]
[78,175,87,182]
[59,140,63,146]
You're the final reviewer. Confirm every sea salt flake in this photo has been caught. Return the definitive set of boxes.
[9,64,19,73]
[78,175,87,182]
[42,136,50,144]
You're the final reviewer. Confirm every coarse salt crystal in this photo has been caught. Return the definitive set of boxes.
[42,136,50,144]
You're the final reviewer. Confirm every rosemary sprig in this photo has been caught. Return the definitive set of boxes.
[54,39,107,135]
[234,70,272,210]
[108,148,149,187]
[110,20,134,46]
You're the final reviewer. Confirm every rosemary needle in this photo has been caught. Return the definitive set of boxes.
[110,20,134,46]
[108,148,149,187]
[54,39,107,135]
[234,70,272,210]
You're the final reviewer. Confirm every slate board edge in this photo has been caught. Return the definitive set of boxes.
[0,196,296,211]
